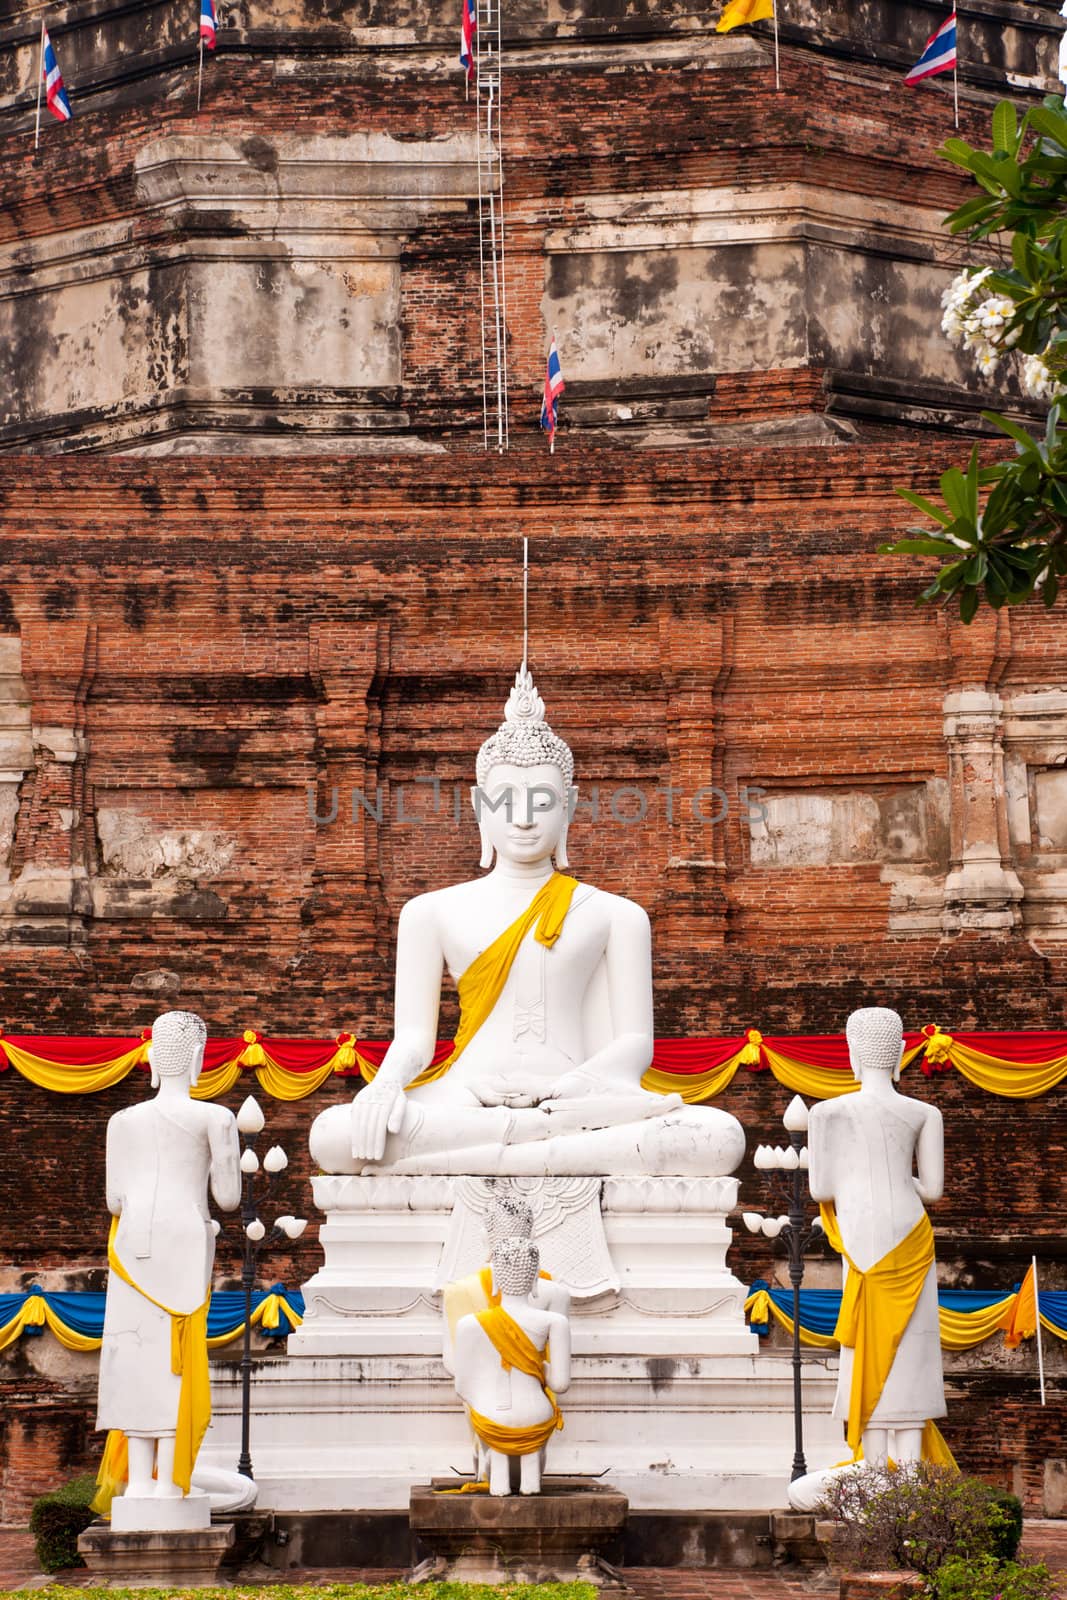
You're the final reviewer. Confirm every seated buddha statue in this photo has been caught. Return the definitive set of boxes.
[309,666,745,1178]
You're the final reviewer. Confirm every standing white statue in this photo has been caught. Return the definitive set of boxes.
[453,1236,571,1495]
[93,1011,241,1526]
[309,665,745,1178]
[806,1007,951,1471]
[441,1190,571,1376]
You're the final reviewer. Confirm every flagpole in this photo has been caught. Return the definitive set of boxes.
[551,325,558,454]
[952,60,958,129]
[521,535,528,674]
[34,18,45,151]
[197,35,204,111]
[1033,1255,1046,1407]
[772,0,780,91]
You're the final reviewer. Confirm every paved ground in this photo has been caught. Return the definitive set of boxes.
[0,1522,1062,1594]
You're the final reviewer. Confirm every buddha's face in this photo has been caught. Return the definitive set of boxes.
[474,761,568,866]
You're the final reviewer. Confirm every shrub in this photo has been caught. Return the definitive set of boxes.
[930,1554,1061,1600]
[28,1474,98,1573]
[985,1485,1025,1561]
[820,1463,1022,1578]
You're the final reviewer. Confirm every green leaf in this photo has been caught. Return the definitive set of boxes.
[963,553,988,584]
[896,487,953,527]
[1026,105,1067,150]
[940,466,973,522]
[982,410,1042,458]
[1043,571,1060,607]
[959,586,981,623]
[992,100,1018,156]
[879,538,962,556]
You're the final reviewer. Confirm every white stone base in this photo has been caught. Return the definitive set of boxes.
[200,1172,845,1511]
[110,1490,211,1532]
[289,1173,758,1359]
[200,1349,844,1510]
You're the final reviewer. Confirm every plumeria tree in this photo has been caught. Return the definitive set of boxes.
[882,98,1067,620]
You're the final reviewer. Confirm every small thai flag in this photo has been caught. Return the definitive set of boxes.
[42,28,72,122]
[540,336,565,444]
[460,0,476,79]
[904,11,956,84]
[200,0,217,50]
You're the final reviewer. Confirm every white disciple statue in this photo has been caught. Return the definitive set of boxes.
[453,1236,571,1495]
[309,665,745,1178]
[92,1010,241,1524]
[806,1006,951,1471]
[441,1190,571,1376]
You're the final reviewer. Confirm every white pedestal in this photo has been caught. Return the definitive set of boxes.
[199,1173,845,1511]
[110,1490,211,1532]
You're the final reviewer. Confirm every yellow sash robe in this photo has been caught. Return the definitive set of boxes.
[91,1217,212,1514]
[821,1203,956,1469]
[361,872,579,1090]
[466,1304,564,1457]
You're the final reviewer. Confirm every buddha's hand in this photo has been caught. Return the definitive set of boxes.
[351,1079,407,1161]
[470,1073,549,1109]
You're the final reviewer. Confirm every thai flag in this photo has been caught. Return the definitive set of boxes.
[200,0,217,50]
[460,0,476,79]
[540,336,565,439]
[904,11,957,84]
[42,29,72,122]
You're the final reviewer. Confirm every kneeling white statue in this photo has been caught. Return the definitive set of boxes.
[93,1010,243,1526]
[442,1189,571,1375]
[453,1236,571,1496]
[789,1006,952,1512]
[310,665,745,1179]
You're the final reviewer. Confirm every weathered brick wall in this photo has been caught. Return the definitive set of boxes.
[0,445,1062,1508]
[0,20,1053,448]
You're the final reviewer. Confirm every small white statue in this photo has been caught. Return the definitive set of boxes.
[789,1007,948,1510]
[453,1236,571,1496]
[94,1011,241,1520]
[442,1189,571,1375]
[309,665,745,1179]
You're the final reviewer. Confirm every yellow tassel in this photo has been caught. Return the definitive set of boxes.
[238,1029,266,1067]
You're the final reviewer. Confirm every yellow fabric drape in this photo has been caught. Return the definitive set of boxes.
[468,1406,562,1457]
[5,1040,148,1095]
[254,1057,337,1101]
[92,1430,130,1517]
[743,1289,840,1349]
[191,1061,243,1100]
[360,872,579,1091]
[940,1298,1015,1351]
[821,1202,955,1469]
[643,1050,745,1102]
[467,1303,564,1457]
[0,1293,100,1355]
[948,1042,1067,1099]
[93,1218,211,1511]
[762,1045,860,1100]
[205,1290,303,1349]
[744,1287,1023,1354]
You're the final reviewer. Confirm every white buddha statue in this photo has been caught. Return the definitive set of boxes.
[453,1236,572,1496]
[93,1010,242,1522]
[309,666,745,1178]
[805,1007,949,1472]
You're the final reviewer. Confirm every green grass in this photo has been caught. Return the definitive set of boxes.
[0,1585,600,1600]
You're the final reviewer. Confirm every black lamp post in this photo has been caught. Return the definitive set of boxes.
[742,1094,825,1483]
[233,1094,306,1481]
